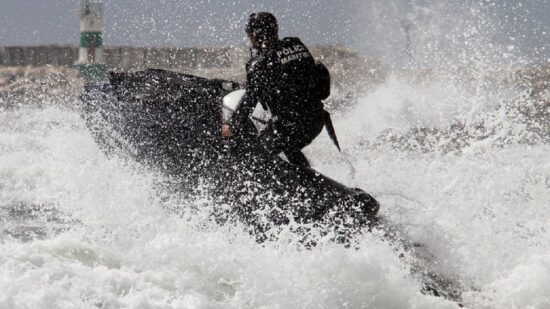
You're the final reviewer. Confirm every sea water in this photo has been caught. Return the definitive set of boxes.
[1,65,549,308]
[1,1,549,308]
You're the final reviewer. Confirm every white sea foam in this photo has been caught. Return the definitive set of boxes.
[0,107,455,308]
[305,68,550,308]
[1,63,549,308]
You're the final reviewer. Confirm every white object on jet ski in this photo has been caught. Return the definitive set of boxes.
[222,89,271,131]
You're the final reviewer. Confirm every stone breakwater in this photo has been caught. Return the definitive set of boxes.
[0,46,230,69]
[0,45,384,84]
[0,45,386,109]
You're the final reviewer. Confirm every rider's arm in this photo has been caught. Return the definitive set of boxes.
[231,56,272,135]
[230,91,256,135]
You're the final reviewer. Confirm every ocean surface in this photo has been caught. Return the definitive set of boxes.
[1,61,549,308]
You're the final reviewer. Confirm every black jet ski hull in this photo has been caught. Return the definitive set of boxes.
[79,69,379,237]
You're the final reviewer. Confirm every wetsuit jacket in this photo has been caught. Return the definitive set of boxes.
[232,37,324,134]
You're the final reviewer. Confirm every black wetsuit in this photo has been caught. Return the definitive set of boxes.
[232,37,325,167]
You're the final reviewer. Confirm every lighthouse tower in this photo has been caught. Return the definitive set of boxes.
[74,0,106,81]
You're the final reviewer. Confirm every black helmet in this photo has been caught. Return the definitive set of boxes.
[245,12,278,42]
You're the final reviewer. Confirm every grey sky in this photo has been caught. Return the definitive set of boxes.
[1,0,548,65]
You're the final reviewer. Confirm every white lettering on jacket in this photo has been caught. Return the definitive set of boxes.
[276,44,306,58]
[277,44,311,65]
[280,51,311,64]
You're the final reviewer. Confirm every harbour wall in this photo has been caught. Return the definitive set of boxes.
[0,45,236,70]
[0,45,364,72]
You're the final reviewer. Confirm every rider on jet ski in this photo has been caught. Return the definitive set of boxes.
[221,12,335,167]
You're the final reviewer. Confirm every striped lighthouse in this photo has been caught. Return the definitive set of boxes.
[74,0,106,81]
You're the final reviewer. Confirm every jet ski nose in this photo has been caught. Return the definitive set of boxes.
[325,188,380,229]
[351,188,380,219]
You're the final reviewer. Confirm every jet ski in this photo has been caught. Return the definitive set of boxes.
[79,69,469,303]
[79,68,379,240]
